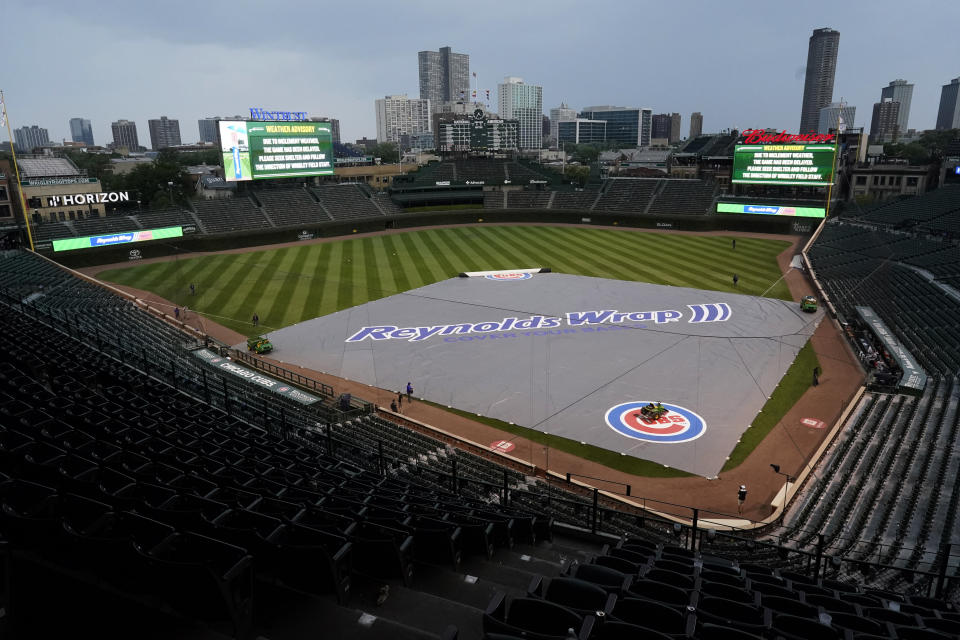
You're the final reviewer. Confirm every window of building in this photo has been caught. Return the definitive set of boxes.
[907,177,918,186]
[0,187,7,200]
[873,176,880,185]
[894,176,902,186]
[855,176,867,185]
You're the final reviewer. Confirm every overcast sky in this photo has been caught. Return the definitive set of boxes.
[4,0,958,147]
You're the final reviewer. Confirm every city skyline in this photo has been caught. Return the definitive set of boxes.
[3,0,958,147]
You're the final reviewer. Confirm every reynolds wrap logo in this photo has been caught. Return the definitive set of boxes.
[345,304,732,343]
[485,272,532,281]
[605,401,707,444]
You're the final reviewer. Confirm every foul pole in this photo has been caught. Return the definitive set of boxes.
[1,90,36,251]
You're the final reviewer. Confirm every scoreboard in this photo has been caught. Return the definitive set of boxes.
[219,120,334,182]
[732,143,836,186]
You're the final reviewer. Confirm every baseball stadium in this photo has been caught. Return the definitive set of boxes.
[1,128,959,640]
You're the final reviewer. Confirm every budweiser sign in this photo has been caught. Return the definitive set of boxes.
[741,129,836,144]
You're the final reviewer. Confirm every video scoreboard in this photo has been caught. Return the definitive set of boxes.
[219,120,334,182]
[732,129,837,187]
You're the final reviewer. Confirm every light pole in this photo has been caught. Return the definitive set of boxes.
[167,181,174,207]
[770,464,792,518]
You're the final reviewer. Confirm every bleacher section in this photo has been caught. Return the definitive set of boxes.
[71,215,141,237]
[647,180,717,216]
[593,178,661,214]
[134,207,198,231]
[256,187,332,227]
[505,190,551,209]
[551,188,601,210]
[1,248,958,637]
[844,185,960,237]
[313,184,384,220]
[30,222,75,243]
[192,197,270,234]
[808,220,960,376]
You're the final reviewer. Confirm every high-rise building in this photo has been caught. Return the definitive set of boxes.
[557,119,607,145]
[689,112,703,139]
[148,116,181,150]
[936,77,960,130]
[669,113,682,143]
[13,125,49,152]
[549,103,577,148]
[111,119,140,152]
[799,28,840,134]
[309,117,341,144]
[69,118,94,146]
[498,77,543,150]
[880,80,913,135]
[375,95,432,144]
[817,102,855,135]
[198,118,219,144]
[580,106,651,147]
[418,46,470,112]
[870,99,901,142]
[651,114,671,140]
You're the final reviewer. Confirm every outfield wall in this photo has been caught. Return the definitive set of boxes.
[50,209,812,268]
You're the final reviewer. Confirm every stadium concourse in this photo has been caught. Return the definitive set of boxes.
[93,225,861,521]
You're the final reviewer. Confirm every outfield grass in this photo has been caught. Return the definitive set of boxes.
[99,226,793,337]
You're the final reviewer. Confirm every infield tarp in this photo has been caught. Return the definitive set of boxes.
[246,273,822,476]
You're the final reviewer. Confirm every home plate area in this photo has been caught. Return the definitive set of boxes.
[254,271,823,477]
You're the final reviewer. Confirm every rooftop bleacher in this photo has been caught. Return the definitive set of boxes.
[17,156,82,178]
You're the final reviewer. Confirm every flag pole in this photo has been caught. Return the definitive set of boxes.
[1,90,36,251]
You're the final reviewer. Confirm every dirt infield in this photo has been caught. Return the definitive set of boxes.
[87,222,864,522]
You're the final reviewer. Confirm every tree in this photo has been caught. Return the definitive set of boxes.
[371,142,399,163]
[563,165,591,187]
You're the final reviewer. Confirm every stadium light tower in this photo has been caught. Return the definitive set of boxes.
[770,464,792,518]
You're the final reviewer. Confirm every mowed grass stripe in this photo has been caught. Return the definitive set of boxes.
[478,227,544,271]
[407,232,453,283]
[541,227,685,284]
[263,246,310,327]
[444,227,510,271]
[202,253,267,317]
[369,236,401,300]
[488,226,600,278]
[313,243,340,318]
[417,230,461,279]
[587,230,781,294]
[336,240,357,311]
[448,226,518,271]
[227,249,289,326]
[291,244,325,321]
[397,232,439,288]
[381,235,412,293]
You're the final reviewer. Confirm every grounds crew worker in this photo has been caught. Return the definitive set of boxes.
[738,485,747,514]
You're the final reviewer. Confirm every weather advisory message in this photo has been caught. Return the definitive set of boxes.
[219,121,334,181]
[732,143,836,186]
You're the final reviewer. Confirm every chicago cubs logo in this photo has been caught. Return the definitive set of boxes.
[605,401,707,443]
[485,272,532,280]
[278,386,290,392]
